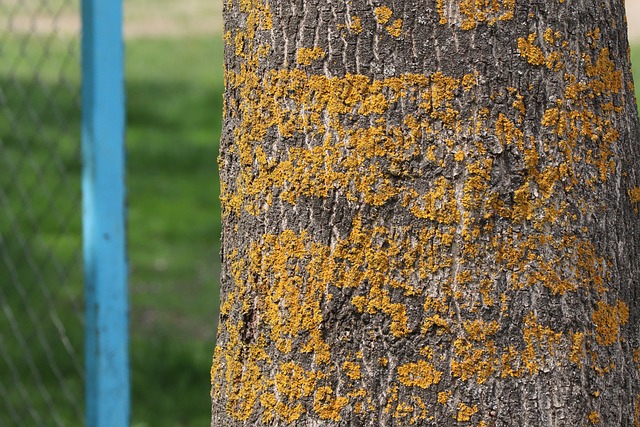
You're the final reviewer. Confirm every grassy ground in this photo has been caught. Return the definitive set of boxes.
[0,33,85,426]
[0,34,222,426]
[126,36,223,427]
[0,22,639,426]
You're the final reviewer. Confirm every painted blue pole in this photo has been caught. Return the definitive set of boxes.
[81,0,129,425]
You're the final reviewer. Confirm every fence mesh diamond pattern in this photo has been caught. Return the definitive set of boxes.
[0,0,84,425]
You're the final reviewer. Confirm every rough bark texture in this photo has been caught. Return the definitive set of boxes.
[212,0,640,425]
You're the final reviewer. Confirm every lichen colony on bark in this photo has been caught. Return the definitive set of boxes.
[212,0,640,425]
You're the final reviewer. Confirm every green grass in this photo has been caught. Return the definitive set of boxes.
[0,33,85,426]
[126,36,223,427]
[0,27,639,426]
[0,34,223,426]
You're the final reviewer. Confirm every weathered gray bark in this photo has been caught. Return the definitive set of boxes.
[212,0,640,425]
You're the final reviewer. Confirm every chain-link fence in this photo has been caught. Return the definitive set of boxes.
[0,0,84,425]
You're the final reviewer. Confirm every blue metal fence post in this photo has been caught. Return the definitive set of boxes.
[81,0,129,425]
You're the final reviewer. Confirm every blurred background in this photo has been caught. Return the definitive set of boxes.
[0,1,638,426]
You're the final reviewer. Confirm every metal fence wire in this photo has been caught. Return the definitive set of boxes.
[0,0,84,425]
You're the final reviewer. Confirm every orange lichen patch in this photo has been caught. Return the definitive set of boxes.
[313,386,348,421]
[353,283,411,337]
[592,299,629,346]
[348,388,367,398]
[419,346,434,359]
[223,342,269,420]
[275,362,318,401]
[438,390,452,404]
[499,345,522,378]
[436,0,447,24]
[461,72,478,90]
[234,215,459,378]
[521,313,563,374]
[585,48,623,96]
[586,27,601,49]
[394,401,413,420]
[451,319,499,384]
[543,28,562,44]
[517,33,545,66]
[228,0,272,70]
[384,384,400,414]
[393,395,429,424]
[629,186,640,213]
[349,16,363,34]
[438,0,514,29]
[343,360,362,380]
[301,328,332,364]
[374,6,393,25]
[422,314,450,335]
[249,230,322,352]
[397,359,443,389]
[495,232,609,296]
[297,47,326,66]
[358,93,390,115]
[569,332,585,365]
[221,69,472,217]
[588,411,600,424]
[545,51,564,71]
[408,177,460,224]
[508,87,526,118]
[495,112,524,149]
[456,402,478,421]
[260,392,305,423]
[386,19,403,37]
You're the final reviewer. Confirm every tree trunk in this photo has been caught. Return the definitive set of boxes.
[212,0,640,425]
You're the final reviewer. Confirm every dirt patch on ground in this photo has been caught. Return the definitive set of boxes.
[124,0,223,38]
[627,0,640,42]
[5,14,80,37]
[4,0,222,39]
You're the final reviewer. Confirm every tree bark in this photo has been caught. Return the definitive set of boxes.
[212,0,640,425]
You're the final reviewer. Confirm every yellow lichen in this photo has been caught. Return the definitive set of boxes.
[349,16,363,34]
[297,47,326,66]
[451,320,499,383]
[521,313,563,375]
[343,360,362,380]
[452,0,515,30]
[313,386,348,421]
[569,332,585,365]
[275,362,317,401]
[374,6,393,25]
[397,360,442,389]
[461,72,478,90]
[437,390,452,404]
[436,0,447,24]
[386,19,403,37]
[517,33,545,66]
[456,402,478,421]
[585,48,623,96]
[592,300,629,346]
[629,186,640,213]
